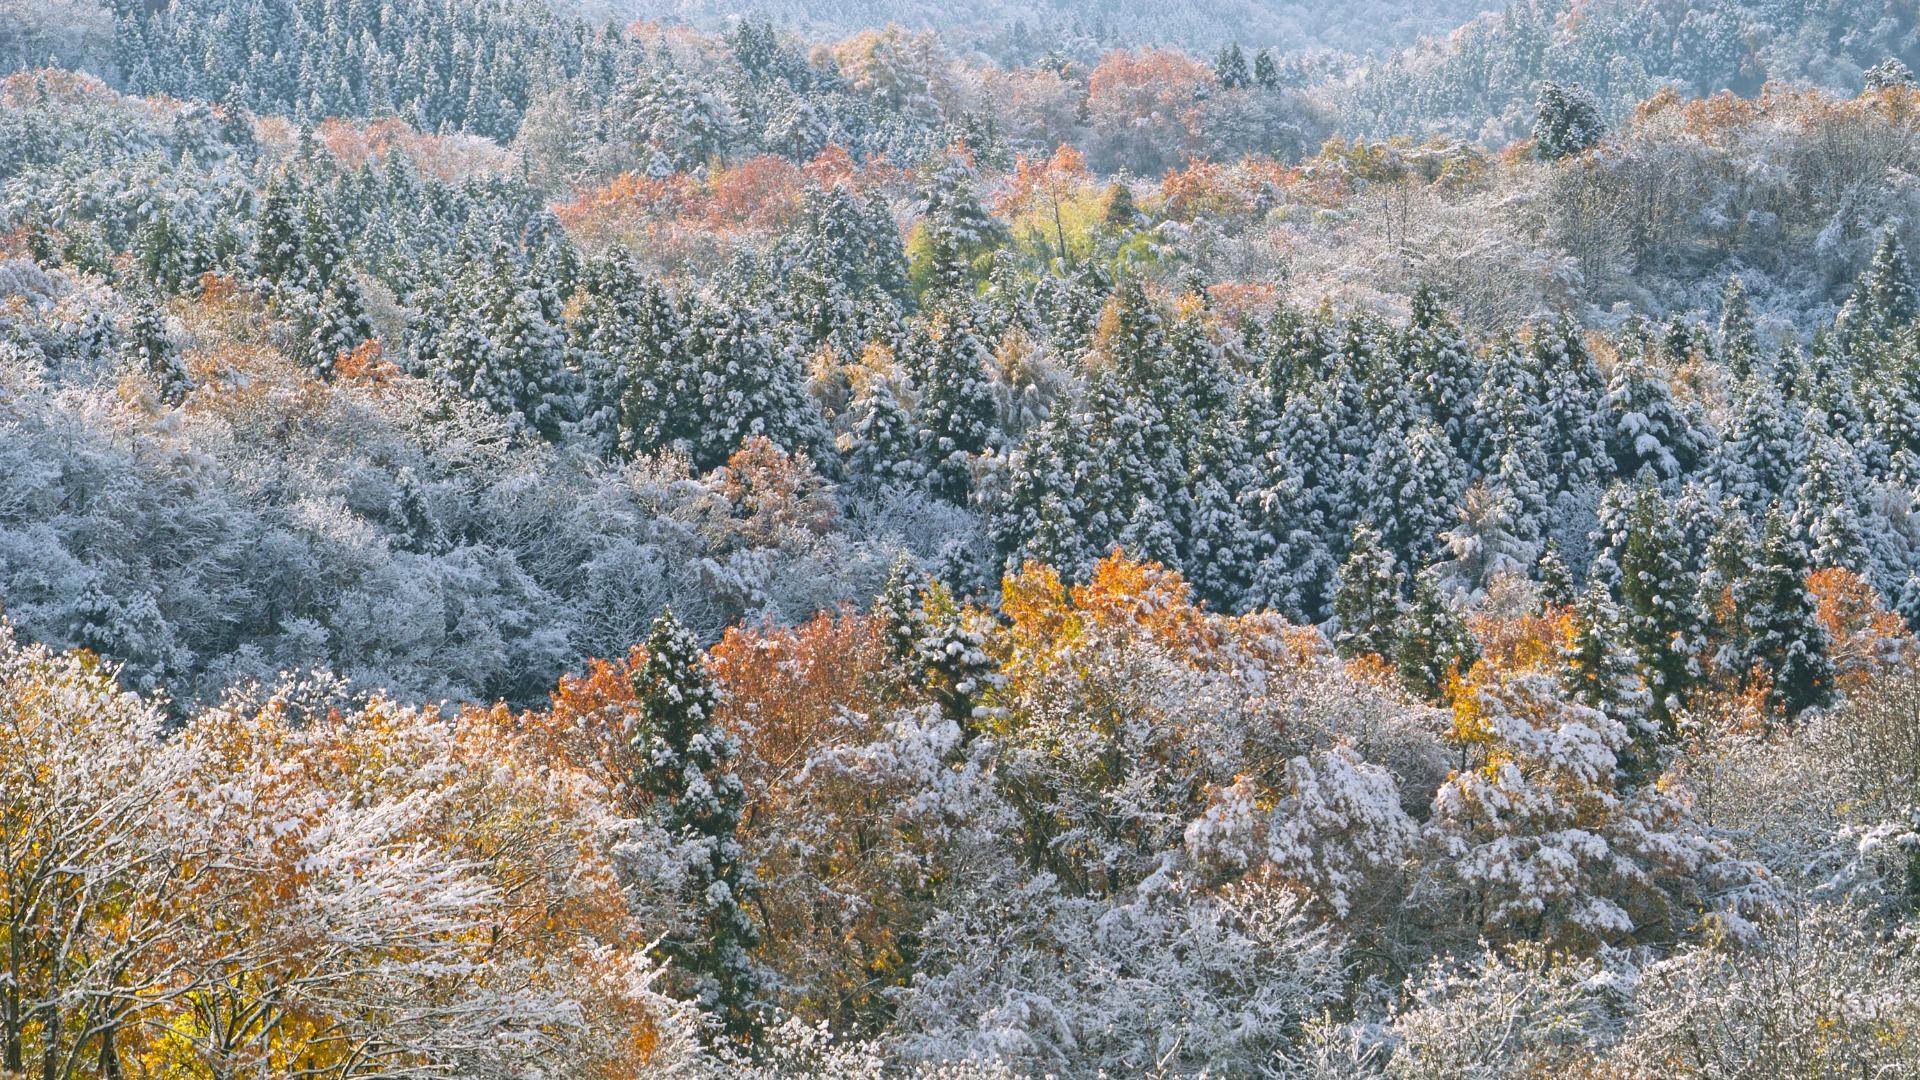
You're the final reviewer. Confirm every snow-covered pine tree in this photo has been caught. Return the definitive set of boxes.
[1718,366,1802,515]
[1531,81,1604,160]
[1405,285,1481,462]
[1837,229,1918,355]
[904,308,998,503]
[843,373,925,492]
[1735,509,1834,723]
[1362,417,1464,575]
[127,294,190,405]
[1717,274,1761,380]
[631,609,763,1040]
[1531,318,1610,495]
[1791,410,1882,586]
[1605,331,1705,483]
[1615,475,1703,736]
[429,239,577,441]
[1333,522,1405,660]
[684,293,825,470]
[1396,566,1477,702]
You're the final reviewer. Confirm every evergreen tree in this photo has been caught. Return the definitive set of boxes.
[569,256,687,459]
[684,294,825,470]
[1837,229,1918,352]
[1792,411,1880,583]
[1565,578,1656,785]
[1537,542,1576,607]
[428,240,577,441]
[1696,498,1759,674]
[1717,274,1760,379]
[1396,567,1477,702]
[997,404,1100,581]
[1735,510,1834,723]
[843,375,925,491]
[1605,336,1704,482]
[1531,319,1610,494]
[1718,367,1801,514]
[631,610,762,1039]
[905,309,999,502]
[1213,43,1250,90]
[1252,48,1280,90]
[916,149,1002,300]
[1531,82,1604,160]
[1405,285,1480,459]
[874,564,998,740]
[1333,523,1404,660]
[127,294,190,405]
[253,172,305,284]
[1362,418,1464,574]
[1614,477,1702,736]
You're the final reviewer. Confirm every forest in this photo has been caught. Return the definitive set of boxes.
[0,0,1919,1075]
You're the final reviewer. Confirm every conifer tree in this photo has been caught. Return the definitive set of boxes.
[1696,499,1759,674]
[127,294,190,405]
[631,610,762,1039]
[1717,274,1760,379]
[1363,418,1464,574]
[1252,48,1280,90]
[1396,567,1477,702]
[1405,285,1480,459]
[843,375,925,491]
[917,149,1002,300]
[1735,510,1834,723]
[905,309,998,502]
[1538,542,1576,607]
[1792,411,1881,584]
[1565,578,1656,785]
[429,240,577,441]
[1615,477,1702,736]
[1718,367,1801,514]
[1837,229,1918,352]
[1532,82,1604,160]
[1214,43,1250,89]
[998,405,1099,580]
[1605,336,1704,482]
[874,563,999,740]
[1531,319,1610,495]
[1333,523,1405,660]
[684,294,825,470]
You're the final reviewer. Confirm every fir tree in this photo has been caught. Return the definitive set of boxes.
[905,309,998,502]
[127,294,190,405]
[843,375,925,491]
[1333,523,1405,660]
[1252,48,1280,90]
[1605,335,1704,482]
[631,610,763,1039]
[1717,274,1760,380]
[1718,367,1801,515]
[1837,229,1918,353]
[1362,418,1464,574]
[1531,82,1604,160]
[1565,577,1656,785]
[1396,567,1477,702]
[1214,43,1250,90]
[1615,477,1703,736]
[1736,510,1834,723]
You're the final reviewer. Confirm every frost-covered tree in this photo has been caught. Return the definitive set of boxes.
[1736,510,1834,722]
[631,610,763,1039]
[1396,567,1478,701]
[1614,477,1703,734]
[1531,82,1604,160]
[1333,523,1405,659]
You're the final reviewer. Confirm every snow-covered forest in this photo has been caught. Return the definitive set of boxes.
[1,0,1919,1075]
